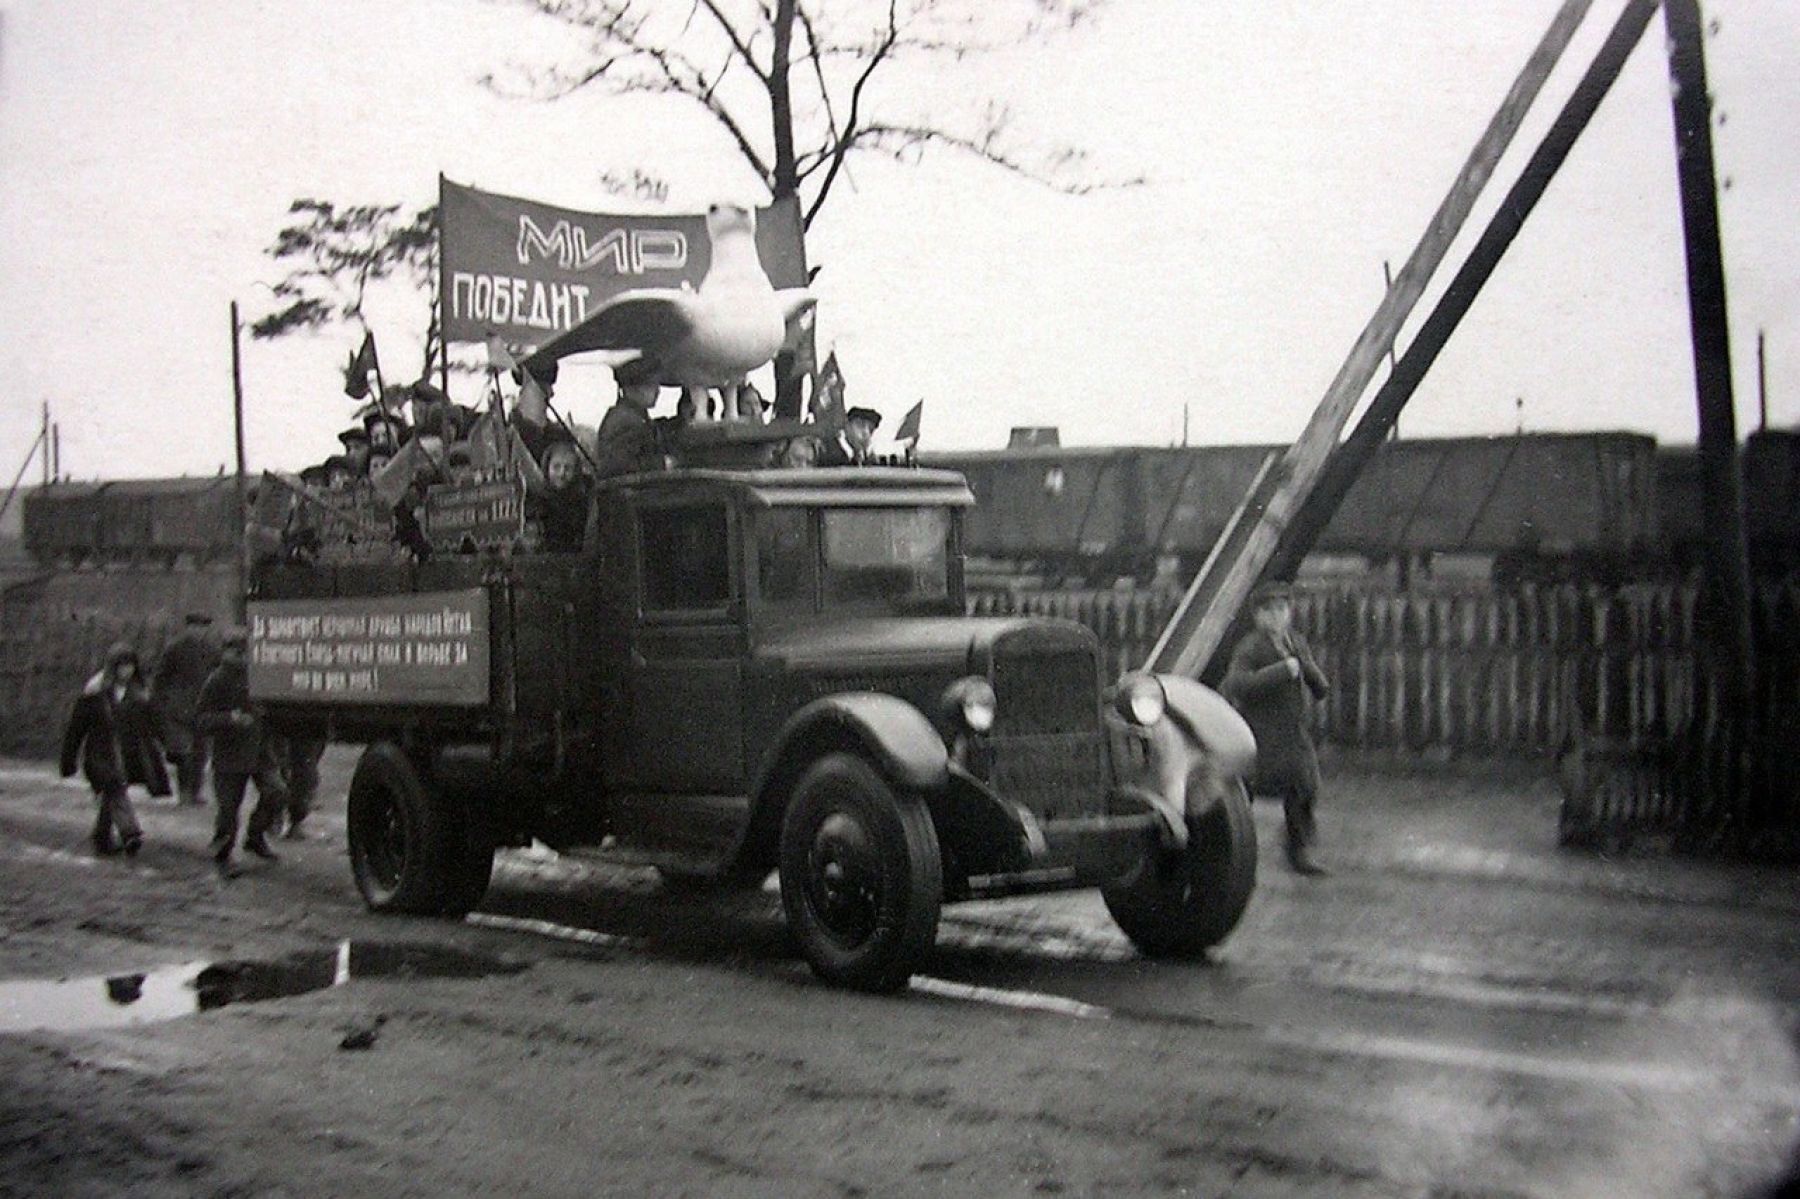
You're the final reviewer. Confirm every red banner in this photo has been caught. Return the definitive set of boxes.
[438,176,808,348]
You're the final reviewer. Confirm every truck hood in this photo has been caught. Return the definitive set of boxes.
[754,615,1076,673]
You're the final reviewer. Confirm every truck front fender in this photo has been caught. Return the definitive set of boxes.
[736,693,951,875]
[1109,676,1256,820]
[758,693,950,794]
[1157,675,1257,780]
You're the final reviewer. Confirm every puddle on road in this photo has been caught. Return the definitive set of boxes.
[0,942,528,1035]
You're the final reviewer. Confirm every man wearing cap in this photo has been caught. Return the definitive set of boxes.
[195,628,288,878]
[818,406,881,466]
[151,613,220,806]
[1222,582,1332,875]
[337,427,372,478]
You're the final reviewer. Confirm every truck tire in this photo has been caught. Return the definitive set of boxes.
[347,742,468,916]
[779,753,942,993]
[1103,775,1257,958]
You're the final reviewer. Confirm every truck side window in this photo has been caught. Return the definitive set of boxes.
[639,504,730,612]
[756,509,814,612]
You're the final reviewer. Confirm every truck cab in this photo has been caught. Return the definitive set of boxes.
[253,463,1260,991]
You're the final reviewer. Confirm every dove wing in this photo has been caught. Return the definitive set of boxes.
[521,289,699,373]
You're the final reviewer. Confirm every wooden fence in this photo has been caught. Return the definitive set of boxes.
[971,578,1800,850]
[0,566,237,756]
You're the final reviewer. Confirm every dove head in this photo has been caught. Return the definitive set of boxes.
[706,202,756,243]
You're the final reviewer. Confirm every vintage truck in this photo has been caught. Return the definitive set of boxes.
[250,461,1260,991]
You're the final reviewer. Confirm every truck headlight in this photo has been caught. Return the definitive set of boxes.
[1115,673,1166,727]
[942,676,997,734]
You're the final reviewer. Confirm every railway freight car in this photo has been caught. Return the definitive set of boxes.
[1655,429,1800,575]
[924,431,1660,583]
[23,476,241,567]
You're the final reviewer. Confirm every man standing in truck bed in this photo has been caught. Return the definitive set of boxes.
[1222,582,1331,876]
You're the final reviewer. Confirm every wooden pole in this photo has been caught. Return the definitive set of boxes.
[231,302,249,622]
[1148,0,1594,679]
[40,401,49,487]
[1665,0,1755,719]
[1261,0,1662,594]
[51,423,59,481]
[1757,329,1768,432]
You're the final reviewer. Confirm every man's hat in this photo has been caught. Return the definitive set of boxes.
[1250,581,1293,609]
[846,407,882,428]
[298,463,331,486]
[337,426,371,447]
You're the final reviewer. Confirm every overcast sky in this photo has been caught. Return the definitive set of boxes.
[1,0,1795,481]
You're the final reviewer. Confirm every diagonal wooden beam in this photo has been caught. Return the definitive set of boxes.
[1147,0,1595,679]
[1261,0,1663,594]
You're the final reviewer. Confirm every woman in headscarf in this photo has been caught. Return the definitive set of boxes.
[59,641,171,857]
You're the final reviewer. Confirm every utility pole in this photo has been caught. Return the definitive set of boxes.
[51,424,60,482]
[1757,329,1768,432]
[230,302,249,622]
[40,402,50,487]
[1665,0,1755,726]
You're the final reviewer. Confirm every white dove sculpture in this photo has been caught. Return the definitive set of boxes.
[520,203,815,420]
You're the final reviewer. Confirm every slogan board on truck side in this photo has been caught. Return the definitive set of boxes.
[248,589,489,706]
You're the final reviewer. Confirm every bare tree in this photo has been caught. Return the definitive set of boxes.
[489,0,1138,231]
[250,200,442,379]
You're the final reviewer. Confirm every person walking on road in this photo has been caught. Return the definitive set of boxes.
[279,734,326,840]
[59,642,170,858]
[151,612,220,806]
[1222,582,1332,876]
[195,630,288,879]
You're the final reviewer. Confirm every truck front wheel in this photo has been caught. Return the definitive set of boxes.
[779,753,942,993]
[347,742,489,916]
[1103,774,1258,958]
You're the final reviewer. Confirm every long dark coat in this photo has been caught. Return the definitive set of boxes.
[195,660,278,775]
[60,676,172,796]
[1221,626,1330,789]
[151,629,219,754]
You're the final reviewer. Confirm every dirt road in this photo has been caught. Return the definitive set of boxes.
[1,753,1796,1198]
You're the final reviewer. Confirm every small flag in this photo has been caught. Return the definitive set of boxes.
[515,371,549,427]
[812,351,844,417]
[485,333,517,375]
[370,436,429,508]
[894,400,923,444]
[343,331,377,399]
[463,407,506,471]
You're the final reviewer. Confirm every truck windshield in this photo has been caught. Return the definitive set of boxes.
[820,508,952,615]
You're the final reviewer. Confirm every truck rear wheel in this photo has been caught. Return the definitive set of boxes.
[347,742,489,916]
[779,753,942,993]
[1103,775,1257,958]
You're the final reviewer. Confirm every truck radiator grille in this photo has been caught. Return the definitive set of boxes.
[989,630,1105,820]
[992,644,1100,737]
[988,733,1108,822]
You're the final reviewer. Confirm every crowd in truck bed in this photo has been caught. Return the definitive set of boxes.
[249,373,892,568]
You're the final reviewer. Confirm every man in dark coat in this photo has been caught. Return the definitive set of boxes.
[60,642,170,857]
[151,612,219,805]
[1222,582,1331,875]
[593,381,661,478]
[195,630,288,878]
